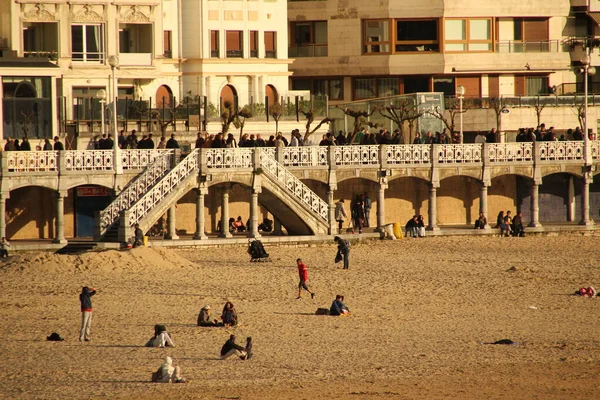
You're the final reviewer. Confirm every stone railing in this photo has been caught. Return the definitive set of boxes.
[64,150,114,171]
[260,150,329,221]
[436,144,482,163]
[334,145,380,165]
[593,141,600,160]
[128,149,199,227]
[98,152,173,235]
[204,148,253,168]
[488,143,533,162]
[538,141,584,161]
[386,144,431,164]
[121,149,174,169]
[281,147,329,167]
[4,151,59,172]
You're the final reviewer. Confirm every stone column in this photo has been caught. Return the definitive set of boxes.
[528,182,542,227]
[248,190,261,238]
[165,205,179,240]
[580,174,593,226]
[0,193,7,239]
[567,176,576,222]
[327,189,335,235]
[376,181,386,231]
[426,185,439,231]
[53,191,67,244]
[479,184,490,229]
[194,189,208,240]
[219,186,232,238]
[273,218,283,236]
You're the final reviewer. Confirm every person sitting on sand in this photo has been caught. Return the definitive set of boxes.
[197,305,223,327]
[405,215,418,238]
[474,213,487,229]
[0,236,10,258]
[133,224,144,247]
[221,301,238,326]
[220,335,247,360]
[242,337,252,360]
[145,324,175,348]
[258,217,273,232]
[330,295,350,316]
[151,356,186,383]
[576,286,597,297]
[232,216,246,232]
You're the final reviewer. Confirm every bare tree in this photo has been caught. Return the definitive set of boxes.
[234,105,253,141]
[20,110,36,137]
[151,108,174,136]
[378,98,423,143]
[299,107,333,143]
[533,96,546,128]
[488,97,514,142]
[220,100,238,134]
[335,106,379,144]
[270,102,284,134]
[574,100,585,131]
[427,97,470,135]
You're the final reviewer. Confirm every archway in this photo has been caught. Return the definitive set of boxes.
[220,84,237,110]
[155,85,173,108]
[265,84,277,107]
[15,81,36,98]
[73,185,113,237]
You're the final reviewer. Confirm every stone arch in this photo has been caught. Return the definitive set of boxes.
[15,81,36,98]
[220,84,237,110]
[155,85,173,108]
[386,176,430,226]
[265,84,277,106]
[438,175,481,225]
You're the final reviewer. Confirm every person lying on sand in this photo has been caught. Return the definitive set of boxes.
[197,305,223,327]
[145,324,175,348]
[151,356,186,383]
[329,295,351,316]
[220,335,247,360]
[575,286,597,297]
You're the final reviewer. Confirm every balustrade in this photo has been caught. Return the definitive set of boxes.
[204,148,253,169]
[281,147,328,167]
[386,145,430,165]
[121,149,174,170]
[5,151,58,172]
[538,141,584,161]
[436,144,482,163]
[334,145,379,166]
[488,143,533,162]
[64,150,114,171]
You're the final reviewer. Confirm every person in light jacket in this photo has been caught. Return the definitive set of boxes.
[334,199,348,234]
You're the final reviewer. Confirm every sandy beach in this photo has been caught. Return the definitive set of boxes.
[0,235,599,399]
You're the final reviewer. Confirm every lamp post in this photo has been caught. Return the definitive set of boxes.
[108,55,122,173]
[581,53,596,167]
[457,85,466,144]
[96,89,106,138]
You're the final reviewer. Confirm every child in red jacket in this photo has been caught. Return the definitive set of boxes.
[296,259,315,300]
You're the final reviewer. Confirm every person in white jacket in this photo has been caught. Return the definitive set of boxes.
[152,356,185,383]
[145,325,175,348]
[334,199,348,234]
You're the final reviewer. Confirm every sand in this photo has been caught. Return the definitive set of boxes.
[0,236,599,400]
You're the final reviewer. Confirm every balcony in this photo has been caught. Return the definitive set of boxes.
[289,45,328,57]
[495,40,563,53]
[565,36,600,66]
[118,53,152,66]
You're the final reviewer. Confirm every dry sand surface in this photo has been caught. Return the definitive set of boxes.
[0,236,599,400]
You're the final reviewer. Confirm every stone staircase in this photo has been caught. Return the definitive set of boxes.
[258,150,330,235]
[96,150,174,241]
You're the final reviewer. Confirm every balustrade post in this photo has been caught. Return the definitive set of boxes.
[194,188,208,240]
[532,141,541,164]
[528,182,542,228]
[173,148,182,165]
[275,145,284,164]
[379,144,387,170]
[0,152,6,175]
[579,174,594,226]
[252,147,261,171]
[219,186,232,238]
[0,192,7,240]
[426,184,440,231]
[165,205,179,240]
[53,191,67,244]
[248,190,261,238]
[327,145,337,170]
[58,150,67,175]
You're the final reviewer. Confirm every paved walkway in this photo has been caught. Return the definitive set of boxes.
[4,222,599,253]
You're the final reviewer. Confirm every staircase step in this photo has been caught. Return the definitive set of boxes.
[55,241,98,255]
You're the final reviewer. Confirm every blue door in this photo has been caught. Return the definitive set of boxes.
[75,187,113,237]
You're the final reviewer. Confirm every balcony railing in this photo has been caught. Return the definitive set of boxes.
[289,45,328,57]
[495,40,562,53]
[226,50,243,58]
[72,52,105,63]
[24,50,58,60]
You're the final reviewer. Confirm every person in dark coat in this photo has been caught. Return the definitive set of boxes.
[166,134,180,149]
[79,286,96,342]
[53,136,65,150]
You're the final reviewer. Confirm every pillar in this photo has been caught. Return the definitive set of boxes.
[273,218,283,236]
[194,189,208,240]
[580,175,593,226]
[219,186,232,238]
[165,205,179,240]
[248,191,261,238]
[426,185,439,231]
[376,182,386,231]
[479,184,490,229]
[0,194,6,239]
[53,191,67,244]
[567,176,575,222]
[327,189,335,235]
[528,183,542,227]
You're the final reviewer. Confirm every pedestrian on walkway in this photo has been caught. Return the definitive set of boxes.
[79,286,96,342]
[296,258,315,300]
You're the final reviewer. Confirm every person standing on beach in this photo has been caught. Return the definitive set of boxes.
[296,258,315,300]
[79,286,96,342]
[334,236,350,269]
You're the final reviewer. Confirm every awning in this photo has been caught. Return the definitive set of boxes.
[586,12,600,26]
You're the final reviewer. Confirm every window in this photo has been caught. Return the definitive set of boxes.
[22,23,59,57]
[289,21,327,57]
[290,78,343,100]
[363,20,389,54]
[265,31,276,58]
[395,20,439,52]
[164,31,172,58]
[71,24,104,62]
[378,77,399,97]
[354,78,377,99]
[210,30,219,58]
[444,18,492,52]
[433,77,455,96]
[496,18,550,52]
[226,30,242,58]
[353,77,400,99]
[526,76,549,95]
[250,31,258,57]
[72,87,104,120]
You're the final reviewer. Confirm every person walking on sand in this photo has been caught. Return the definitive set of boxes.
[79,286,96,342]
[296,258,315,300]
[334,236,350,269]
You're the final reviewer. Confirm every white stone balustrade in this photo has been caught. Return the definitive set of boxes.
[64,150,114,171]
[281,147,329,167]
[204,148,253,168]
[436,144,482,163]
[386,144,431,164]
[121,149,174,170]
[538,141,584,161]
[4,151,59,172]
[334,145,380,165]
[488,143,533,162]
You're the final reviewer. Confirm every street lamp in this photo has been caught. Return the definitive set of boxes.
[96,89,106,138]
[107,55,122,174]
[457,85,466,144]
[580,54,596,167]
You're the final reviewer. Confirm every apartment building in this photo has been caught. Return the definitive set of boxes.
[0,0,182,142]
[287,0,599,103]
[180,0,292,110]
